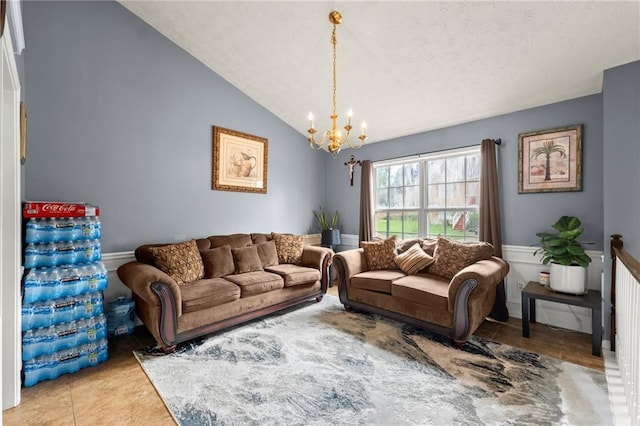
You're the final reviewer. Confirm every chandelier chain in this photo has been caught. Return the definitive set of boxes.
[331,25,337,118]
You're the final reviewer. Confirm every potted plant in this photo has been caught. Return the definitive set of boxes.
[534,215,592,294]
[313,208,341,249]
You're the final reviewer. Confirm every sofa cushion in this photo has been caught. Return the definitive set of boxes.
[135,243,168,265]
[361,236,397,270]
[200,245,235,278]
[251,233,272,244]
[208,234,252,249]
[232,246,263,274]
[265,264,320,287]
[149,240,205,285]
[391,274,449,310]
[257,241,279,267]
[180,278,241,313]
[351,270,407,294]
[271,233,304,265]
[421,238,438,256]
[195,238,211,251]
[396,238,423,255]
[394,243,435,275]
[224,271,284,297]
[429,238,495,280]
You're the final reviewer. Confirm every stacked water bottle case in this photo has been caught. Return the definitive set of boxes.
[21,202,108,387]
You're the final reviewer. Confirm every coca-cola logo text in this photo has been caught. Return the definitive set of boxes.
[41,204,81,213]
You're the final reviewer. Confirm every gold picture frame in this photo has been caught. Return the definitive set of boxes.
[518,124,583,194]
[212,126,268,194]
[20,102,26,165]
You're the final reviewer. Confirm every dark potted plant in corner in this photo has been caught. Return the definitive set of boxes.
[534,215,592,294]
[313,208,341,250]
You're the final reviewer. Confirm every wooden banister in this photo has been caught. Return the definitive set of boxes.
[609,234,640,351]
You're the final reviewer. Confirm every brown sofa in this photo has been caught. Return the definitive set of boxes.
[117,233,332,352]
[333,237,509,345]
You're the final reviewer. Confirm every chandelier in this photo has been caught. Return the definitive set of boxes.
[307,11,367,157]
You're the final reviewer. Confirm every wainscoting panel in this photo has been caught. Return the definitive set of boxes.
[102,240,604,335]
[102,251,135,303]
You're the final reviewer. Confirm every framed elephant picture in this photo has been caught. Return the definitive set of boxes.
[212,126,268,194]
[518,124,583,194]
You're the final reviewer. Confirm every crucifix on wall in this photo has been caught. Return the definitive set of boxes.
[344,155,362,186]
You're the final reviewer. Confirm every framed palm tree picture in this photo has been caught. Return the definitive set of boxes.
[518,124,583,193]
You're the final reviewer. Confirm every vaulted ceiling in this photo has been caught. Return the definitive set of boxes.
[119,1,640,144]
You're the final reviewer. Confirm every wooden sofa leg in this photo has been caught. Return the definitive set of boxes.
[316,295,324,302]
[162,345,177,354]
[343,304,353,312]
[452,339,466,349]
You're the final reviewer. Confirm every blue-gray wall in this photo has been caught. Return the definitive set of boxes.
[604,60,640,260]
[603,60,640,342]
[326,95,604,250]
[22,1,327,252]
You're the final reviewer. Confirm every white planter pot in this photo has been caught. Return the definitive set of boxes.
[549,263,587,295]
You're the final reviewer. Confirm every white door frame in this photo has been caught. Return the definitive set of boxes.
[1,18,23,409]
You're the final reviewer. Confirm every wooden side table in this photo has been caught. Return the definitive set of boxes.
[521,281,602,356]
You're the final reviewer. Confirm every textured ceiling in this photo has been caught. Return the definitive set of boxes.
[119,1,640,145]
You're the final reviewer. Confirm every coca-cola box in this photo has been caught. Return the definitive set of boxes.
[23,202,100,218]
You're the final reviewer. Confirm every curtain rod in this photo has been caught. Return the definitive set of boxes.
[365,138,502,165]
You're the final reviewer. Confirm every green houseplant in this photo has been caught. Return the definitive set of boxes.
[313,208,339,231]
[534,215,592,267]
[534,215,591,294]
[313,208,341,249]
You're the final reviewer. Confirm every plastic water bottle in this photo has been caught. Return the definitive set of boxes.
[60,266,81,298]
[44,268,62,301]
[47,219,62,243]
[24,244,39,269]
[91,217,102,239]
[76,217,88,240]
[36,218,57,243]
[25,218,52,243]
[52,218,68,242]
[97,262,108,288]
[23,269,40,304]
[92,239,102,261]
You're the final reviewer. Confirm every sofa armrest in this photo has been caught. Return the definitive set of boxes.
[301,245,333,290]
[447,257,510,313]
[333,249,367,281]
[301,246,332,269]
[117,261,183,317]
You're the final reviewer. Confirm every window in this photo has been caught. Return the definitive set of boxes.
[374,147,481,241]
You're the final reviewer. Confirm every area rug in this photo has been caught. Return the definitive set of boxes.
[134,296,612,425]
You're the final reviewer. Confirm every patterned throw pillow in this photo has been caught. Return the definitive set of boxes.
[394,243,435,275]
[428,237,495,280]
[271,233,304,264]
[149,239,205,285]
[361,236,397,270]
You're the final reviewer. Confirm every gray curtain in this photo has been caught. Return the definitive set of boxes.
[479,138,509,321]
[359,160,373,242]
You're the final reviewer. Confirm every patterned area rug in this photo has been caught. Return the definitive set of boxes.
[134,296,612,425]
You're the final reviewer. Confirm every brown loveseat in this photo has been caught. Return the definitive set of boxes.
[333,237,509,345]
[117,233,332,352]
